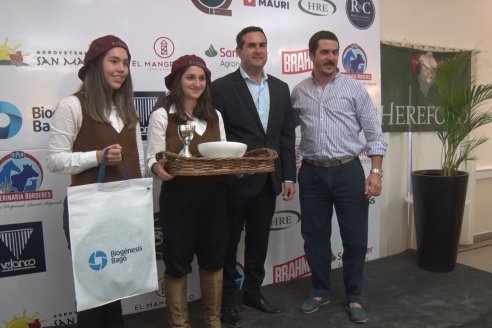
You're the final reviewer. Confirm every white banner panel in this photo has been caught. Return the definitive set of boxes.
[1,0,380,326]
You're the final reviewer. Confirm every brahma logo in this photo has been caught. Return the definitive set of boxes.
[0,151,53,203]
[0,37,28,66]
[192,0,232,16]
[341,43,372,80]
[2,310,46,328]
[0,221,46,278]
[88,250,108,271]
[271,210,300,231]
[0,101,22,139]
[273,255,310,283]
[298,0,336,16]
[345,0,375,30]
[281,49,312,74]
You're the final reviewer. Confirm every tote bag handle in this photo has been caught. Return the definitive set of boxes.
[97,148,131,183]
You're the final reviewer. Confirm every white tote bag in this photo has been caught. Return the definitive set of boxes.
[67,158,157,311]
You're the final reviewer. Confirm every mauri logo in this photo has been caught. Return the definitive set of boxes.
[89,250,108,271]
[243,0,290,9]
[0,101,22,139]
[298,0,336,16]
[346,0,375,29]
[0,37,28,66]
[192,0,232,16]
[341,44,372,80]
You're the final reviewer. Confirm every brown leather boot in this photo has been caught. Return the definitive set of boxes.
[200,269,223,328]
[164,274,190,328]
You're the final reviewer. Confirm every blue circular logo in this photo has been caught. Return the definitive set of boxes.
[0,101,23,139]
[345,0,375,30]
[342,44,368,73]
[88,251,108,271]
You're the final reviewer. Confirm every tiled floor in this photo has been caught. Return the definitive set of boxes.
[457,240,492,273]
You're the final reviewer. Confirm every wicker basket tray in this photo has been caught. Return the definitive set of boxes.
[156,148,278,176]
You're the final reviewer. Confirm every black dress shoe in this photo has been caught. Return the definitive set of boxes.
[221,306,242,328]
[241,295,283,315]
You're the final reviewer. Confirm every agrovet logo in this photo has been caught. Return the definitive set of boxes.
[2,310,45,328]
[0,37,28,66]
[0,101,22,139]
[192,0,232,16]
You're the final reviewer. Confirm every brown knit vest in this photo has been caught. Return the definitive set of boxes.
[71,92,141,186]
[166,110,220,155]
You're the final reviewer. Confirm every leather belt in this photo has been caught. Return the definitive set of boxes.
[303,156,355,168]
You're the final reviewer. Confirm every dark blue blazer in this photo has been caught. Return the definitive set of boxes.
[212,69,296,198]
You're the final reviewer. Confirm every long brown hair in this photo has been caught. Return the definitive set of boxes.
[163,68,217,126]
[79,54,140,128]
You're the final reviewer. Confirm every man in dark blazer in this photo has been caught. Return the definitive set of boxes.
[212,26,297,328]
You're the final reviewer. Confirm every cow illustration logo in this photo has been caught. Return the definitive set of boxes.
[0,37,29,66]
[0,151,43,194]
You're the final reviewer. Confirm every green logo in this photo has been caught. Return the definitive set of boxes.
[205,45,218,57]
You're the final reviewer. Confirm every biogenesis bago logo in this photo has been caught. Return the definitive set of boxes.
[0,221,46,278]
[0,101,22,139]
[0,151,53,203]
[192,0,232,16]
[87,245,144,272]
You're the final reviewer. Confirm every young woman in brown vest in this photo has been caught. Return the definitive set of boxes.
[47,35,145,328]
[146,55,227,328]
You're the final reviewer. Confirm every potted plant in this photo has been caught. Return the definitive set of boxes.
[411,51,492,272]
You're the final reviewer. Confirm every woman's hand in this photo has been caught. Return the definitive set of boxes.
[97,144,123,166]
[152,159,174,181]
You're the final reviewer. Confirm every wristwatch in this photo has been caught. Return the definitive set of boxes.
[370,168,383,178]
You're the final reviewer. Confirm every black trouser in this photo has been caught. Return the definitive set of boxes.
[160,180,228,277]
[222,182,276,307]
[77,300,124,328]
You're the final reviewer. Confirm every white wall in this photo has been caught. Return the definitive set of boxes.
[380,0,492,254]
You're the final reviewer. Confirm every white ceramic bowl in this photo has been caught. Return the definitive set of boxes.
[198,141,247,158]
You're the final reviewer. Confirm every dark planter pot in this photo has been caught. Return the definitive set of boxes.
[411,170,469,272]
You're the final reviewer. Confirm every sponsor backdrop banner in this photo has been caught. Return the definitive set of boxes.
[381,43,471,132]
[1,0,381,326]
